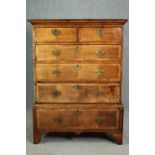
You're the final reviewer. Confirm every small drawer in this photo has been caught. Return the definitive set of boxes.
[36,107,120,130]
[36,64,120,82]
[36,83,120,103]
[35,45,121,61]
[34,28,77,42]
[79,28,122,43]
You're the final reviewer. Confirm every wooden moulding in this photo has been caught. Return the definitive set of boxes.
[27,19,127,27]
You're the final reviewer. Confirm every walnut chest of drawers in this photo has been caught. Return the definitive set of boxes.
[28,19,127,144]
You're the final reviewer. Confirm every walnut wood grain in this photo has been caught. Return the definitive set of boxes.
[28,19,127,144]
[36,45,121,61]
[36,83,120,103]
[34,28,77,43]
[79,28,122,43]
[36,108,119,130]
[35,64,120,82]
[33,104,123,144]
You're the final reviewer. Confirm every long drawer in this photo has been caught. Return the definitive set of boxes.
[35,45,121,61]
[35,106,120,130]
[36,64,120,82]
[36,83,120,103]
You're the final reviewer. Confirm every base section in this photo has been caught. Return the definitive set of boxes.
[33,131,123,145]
[105,131,123,144]
[33,103,124,144]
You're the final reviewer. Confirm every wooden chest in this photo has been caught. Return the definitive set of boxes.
[28,19,127,144]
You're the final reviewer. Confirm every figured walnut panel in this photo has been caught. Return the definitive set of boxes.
[36,64,77,81]
[36,64,120,82]
[34,28,77,42]
[36,45,121,61]
[79,28,122,43]
[36,83,120,103]
[78,64,120,81]
[36,108,119,130]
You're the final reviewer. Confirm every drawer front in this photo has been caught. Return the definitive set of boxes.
[36,108,119,130]
[36,84,120,103]
[36,45,121,61]
[36,64,120,82]
[34,28,77,42]
[79,28,122,43]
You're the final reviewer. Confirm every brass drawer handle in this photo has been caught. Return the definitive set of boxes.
[53,117,63,124]
[52,90,61,97]
[95,116,104,125]
[95,90,103,97]
[73,110,82,116]
[74,46,81,52]
[96,28,104,37]
[95,69,104,77]
[74,64,81,70]
[74,84,82,90]
[51,29,61,36]
[52,69,61,76]
[51,50,61,57]
[96,50,104,57]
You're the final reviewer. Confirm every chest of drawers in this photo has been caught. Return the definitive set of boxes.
[28,19,127,144]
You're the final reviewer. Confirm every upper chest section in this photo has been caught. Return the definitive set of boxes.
[28,19,127,44]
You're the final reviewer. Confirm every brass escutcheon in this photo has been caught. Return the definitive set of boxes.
[52,90,61,97]
[73,110,82,116]
[95,90,103,97]
[53,117,63,124]
[96,28,104,37]
[95,69,104,77]
[74,46,81,52]
[52,69,61,76]
[74,84,82,90]
[51,50,61,57]
[51,29,61,36]
[96,50,104,57]
[95,116,104,125]
[74,64,81,70]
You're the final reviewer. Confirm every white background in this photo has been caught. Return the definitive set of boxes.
[0,0,155,154]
